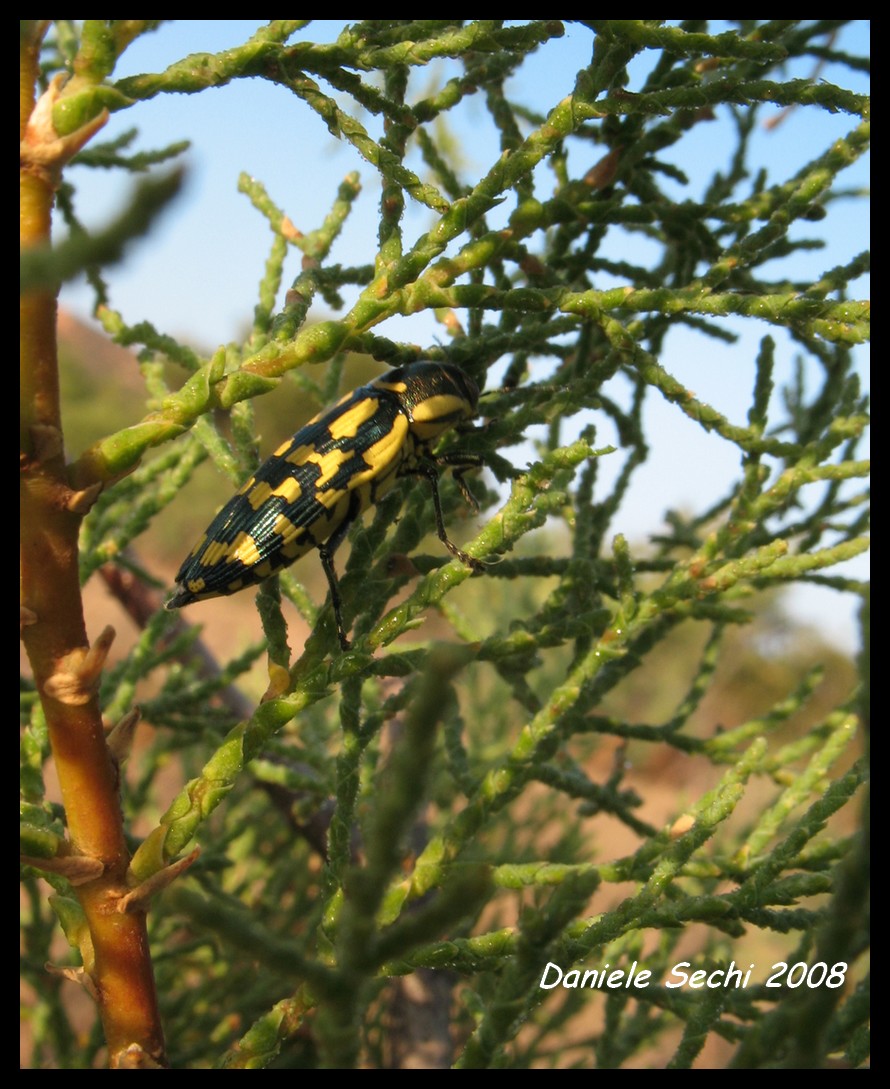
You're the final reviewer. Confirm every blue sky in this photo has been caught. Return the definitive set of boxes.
[57,21,870,649]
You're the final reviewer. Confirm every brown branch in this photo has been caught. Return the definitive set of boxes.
[20,32,165,1067]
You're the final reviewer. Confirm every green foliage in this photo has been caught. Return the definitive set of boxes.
[22,19,868,1069]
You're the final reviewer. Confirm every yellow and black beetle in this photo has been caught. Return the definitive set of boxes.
[166,361,484,647]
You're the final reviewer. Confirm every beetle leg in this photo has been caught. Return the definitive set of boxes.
[434,451,482,512]
[317,493,362,650]
[415,461,484,572]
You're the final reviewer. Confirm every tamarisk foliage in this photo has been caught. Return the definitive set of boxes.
[21,20,868,1068]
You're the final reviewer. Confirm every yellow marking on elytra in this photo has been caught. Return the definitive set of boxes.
[272,511,299,537]
[247,475,304,511]
[284,443,316,466]
[271,476,302,504]
[201,538,232,567]
[272,513,315,559]
[349,414,410,487]
[328,396,378,439]
[230,531,262,567]
[305,447,352,489]
[246,480,273,510]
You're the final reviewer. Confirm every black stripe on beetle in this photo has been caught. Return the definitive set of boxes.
[166,361,484,648]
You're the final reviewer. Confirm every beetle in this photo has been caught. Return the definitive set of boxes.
[166,361,484,648]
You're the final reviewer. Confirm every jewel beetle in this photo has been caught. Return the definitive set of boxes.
[166,361,484,647]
